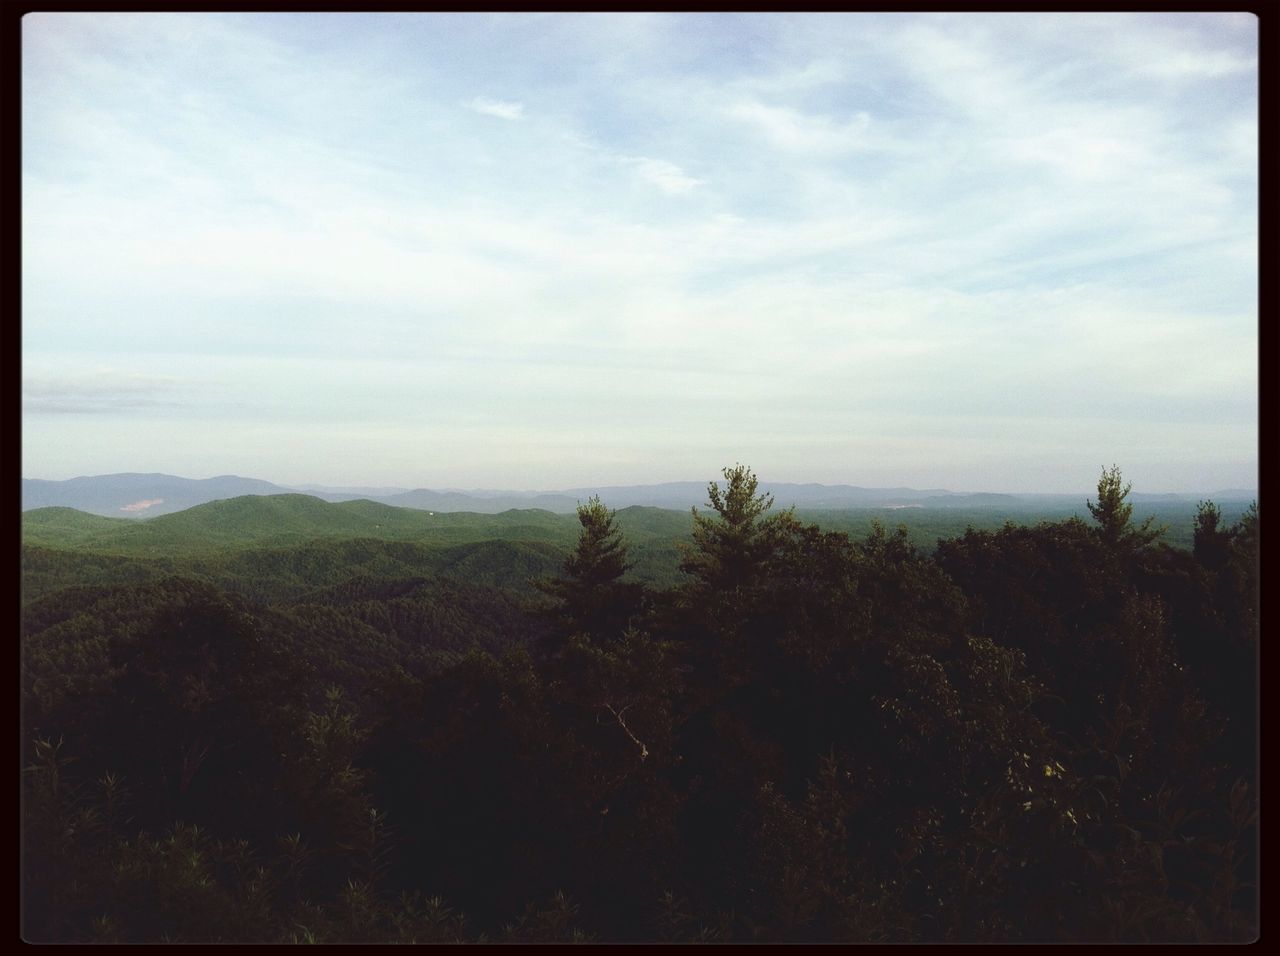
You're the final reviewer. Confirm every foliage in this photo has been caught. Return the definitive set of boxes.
[1088,465,1164,551]
[21,463,1257,943]
[536,495,646,645]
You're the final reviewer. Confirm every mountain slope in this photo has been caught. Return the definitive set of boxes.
[25,471,1258,519]
[21,473,293,517]
[21,494,586,557]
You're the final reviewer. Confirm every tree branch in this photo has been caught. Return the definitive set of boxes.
[604,703,648,761]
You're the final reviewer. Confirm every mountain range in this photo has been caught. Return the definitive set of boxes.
[21,472,1257,520]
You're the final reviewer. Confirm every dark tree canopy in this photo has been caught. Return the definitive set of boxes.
[21,463,1258,944]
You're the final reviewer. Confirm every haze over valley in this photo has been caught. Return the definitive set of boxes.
[23,470,1258,518]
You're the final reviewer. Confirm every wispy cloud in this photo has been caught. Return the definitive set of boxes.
[728,101,875,154]
[466,95,524,120]
[23,369,189,415]
[626,156,703,194]
[1137,48,1255,79]
[21,13,1257,491]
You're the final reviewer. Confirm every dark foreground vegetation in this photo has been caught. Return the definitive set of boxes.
[21,466,1258,942]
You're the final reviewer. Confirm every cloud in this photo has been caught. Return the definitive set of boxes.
[735,58,846,94]
[1137,48,1255,79]
[727,100,874,154]
[466,95,524,120]
[627,156,703,194]
[20,13,1257,491]
[22,369,188,415]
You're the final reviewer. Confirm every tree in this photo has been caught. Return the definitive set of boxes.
[680,464,795,593]
[1087,465,1162,551]
[1193,500,1232,570]
[537,496,641,643]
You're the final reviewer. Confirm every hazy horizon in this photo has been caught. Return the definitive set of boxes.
[23,13,1258,494]
[21,467,1258,499]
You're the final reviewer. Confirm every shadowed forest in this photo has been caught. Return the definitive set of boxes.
[21,465,1258,943]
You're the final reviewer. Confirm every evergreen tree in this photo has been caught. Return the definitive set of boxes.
[1087,465,1162,550]
[680,464,796,593]
[1193,500,1232,570]
[537,496,641,643]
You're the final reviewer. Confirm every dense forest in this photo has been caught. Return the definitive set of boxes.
[21,465,1258,942]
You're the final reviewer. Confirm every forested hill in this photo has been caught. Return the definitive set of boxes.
[22,494,574,553]
[22,468,1257,943]
[23,472,1257,519]
[23,490,1251,561]
[19,496,704,606]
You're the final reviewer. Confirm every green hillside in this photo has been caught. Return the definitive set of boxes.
[25,494,1227,594]
[19,493,700,604]
[104,494,446,551]
[795,503,1246,552]
[20,507,135,547]
[24,492,1225,578]
[21,495,581,556]
[19,495,697,591]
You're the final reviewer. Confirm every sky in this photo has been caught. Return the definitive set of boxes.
[22,12,1258,493]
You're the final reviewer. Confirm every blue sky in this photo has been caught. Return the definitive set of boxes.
[22,12,1257,492]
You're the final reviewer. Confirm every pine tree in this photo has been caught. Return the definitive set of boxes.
[1087,465,1162,551]
[537,496,640,643]
[1193,500,1231,570]
[680,464,795,593]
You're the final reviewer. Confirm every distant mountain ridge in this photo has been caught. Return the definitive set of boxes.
[21,472,1257,519]
[21,474,290,518]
